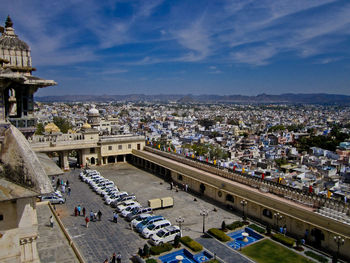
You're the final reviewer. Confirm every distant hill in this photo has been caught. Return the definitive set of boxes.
[35,93,350,105]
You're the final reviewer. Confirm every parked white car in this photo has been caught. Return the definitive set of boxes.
[54,190,63,198]
[121,204,142,217]
[85,175,102,184]
[94,181,114,193]
[126,207,152,221]
[113,195,136,205]
[105,191,128,205]
[131,214,153,228]
[101,187,119,198]
[142,220,171,238]
[150,226,181,245]
[89,177,107,187]
[102,188,120,200]
[116,200,140,213]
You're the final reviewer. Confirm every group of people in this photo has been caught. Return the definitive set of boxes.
[54,177,71,195]
[170,181,189,192]
[73,205,103,228]
[103,252,121,263]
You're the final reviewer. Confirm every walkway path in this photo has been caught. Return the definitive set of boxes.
[36,202,80,263]
[195,236,253,263]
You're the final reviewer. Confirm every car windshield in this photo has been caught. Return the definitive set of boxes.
[132,209,139,215]
[156,230,166,237]
[147,224,155,230]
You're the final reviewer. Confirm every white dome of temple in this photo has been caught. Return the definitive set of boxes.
[88,105,99,116]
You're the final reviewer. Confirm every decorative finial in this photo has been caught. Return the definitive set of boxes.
[5,15,13,28]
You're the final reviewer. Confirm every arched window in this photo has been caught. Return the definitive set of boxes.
[226,194,234,202]
[200,183,206,194]
[263,208,272,218]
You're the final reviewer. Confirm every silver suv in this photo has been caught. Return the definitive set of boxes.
[41,195,66,204]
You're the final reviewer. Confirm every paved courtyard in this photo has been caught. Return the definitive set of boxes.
[55,163,241,263]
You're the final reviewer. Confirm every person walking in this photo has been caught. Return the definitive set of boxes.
[49,216,54,228]
[56,178,60,190]
[74,207,78,217]
[111,252,116,263]
[66,180,69,187]
[185,184,188,192]
[67,186,71,196]
[170,181,173,190]
[103,259,108,263]
[113,212,118,223]
[90,210,94,221]
[97,210,102,221]
[116,252,121,263]
[77,205,81,216]
[82,207,86,217]
[85,216,90,228]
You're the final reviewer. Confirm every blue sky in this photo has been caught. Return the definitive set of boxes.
[1,0,350,96]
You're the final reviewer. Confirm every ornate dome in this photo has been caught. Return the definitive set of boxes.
[88,105,99,116]
[82,122,91,129]
[44,123,60,133]
[0,16,30,51]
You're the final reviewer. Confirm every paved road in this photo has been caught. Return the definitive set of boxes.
[56,169,146,263]
[53,163,241,263]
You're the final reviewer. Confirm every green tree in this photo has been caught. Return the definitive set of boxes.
[35,122,45,135]
[143,244,150,258]
[53,116,72,133]
[221,221,226,231]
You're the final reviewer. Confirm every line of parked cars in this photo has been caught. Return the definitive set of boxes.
[79,169,181,245]
[40,184,66,204]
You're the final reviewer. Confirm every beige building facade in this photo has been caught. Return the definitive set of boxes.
[132,147,350,261]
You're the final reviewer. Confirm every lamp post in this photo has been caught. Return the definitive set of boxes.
[240,200,248,219]
[333,235,345,262]
[240,199,248,222]
[274,212,283,231]
[176,216,185,237]
[200,209,209,233]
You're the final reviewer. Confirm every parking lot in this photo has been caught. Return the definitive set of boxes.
[56,163,240,262]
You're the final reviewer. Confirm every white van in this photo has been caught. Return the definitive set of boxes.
[121,204,142,217]
[150,226,181,245]
[116,200,140,213]
[142,220,171,238]
[131,214,153,228]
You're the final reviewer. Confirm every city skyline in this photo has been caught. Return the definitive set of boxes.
[1,0,350,96]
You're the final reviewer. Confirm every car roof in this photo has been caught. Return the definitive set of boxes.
[123,200,136,204]
[163,225,180,232]
[149,219,170,226]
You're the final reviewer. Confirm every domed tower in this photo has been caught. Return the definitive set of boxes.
[87,105,100,130]
[0,16,56,137]
[0,16,32,74]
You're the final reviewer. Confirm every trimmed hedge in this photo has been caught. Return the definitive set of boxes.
[226,221,244,231]
[304,251,328,263]
[272,233,295,247]
[208,228,231,242]
[150,243,173,255]
[248,224,266,234]
[180,236,203,252]
[145,259,158,263]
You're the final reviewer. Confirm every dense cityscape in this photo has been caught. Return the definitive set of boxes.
[1,1,350,263]
[34,102,350,203]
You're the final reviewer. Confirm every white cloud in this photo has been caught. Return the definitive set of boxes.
[1,0,349,68]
